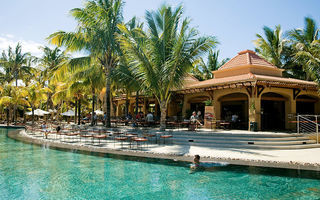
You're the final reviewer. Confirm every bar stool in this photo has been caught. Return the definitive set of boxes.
[115,136,128,148]
[133,137,148,150]
[160,135,173,144]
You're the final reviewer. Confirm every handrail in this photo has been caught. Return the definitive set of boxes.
[298,115,319,126]
[297,115,319,144]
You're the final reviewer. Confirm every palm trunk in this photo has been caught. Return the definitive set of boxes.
[74,99,77,124]
[91,91,95,126]
[125,92,129,117]
[32,106,34,126]
[46,92,50,111]
[23,106,26,124]
[135,90,139,116]
[13,104,17,125]
[6,108,9,126]
[105,78,111,127]
[78,99,81,125]
[159,101,167,131]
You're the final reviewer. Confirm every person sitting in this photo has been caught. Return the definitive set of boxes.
[231,113,239,128]
[189,111,202,130]
[146,112,154,126]
[136,112,142,121]
[126,113,133,120]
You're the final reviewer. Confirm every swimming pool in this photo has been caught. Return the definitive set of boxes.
[1,128,320,200]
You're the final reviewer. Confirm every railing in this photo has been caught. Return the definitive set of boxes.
[297,115,319,144]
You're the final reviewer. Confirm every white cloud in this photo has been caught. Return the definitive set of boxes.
[0,34,88,59]
[0,34,43,57]
[5,34,14,39]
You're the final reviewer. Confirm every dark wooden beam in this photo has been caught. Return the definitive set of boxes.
[257,85,265,97]
[293,88,301,100]
[245,86,253,97]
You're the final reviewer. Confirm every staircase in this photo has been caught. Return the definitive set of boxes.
[168,131,320,149]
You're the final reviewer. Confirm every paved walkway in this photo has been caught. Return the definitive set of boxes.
[8,127,320,171]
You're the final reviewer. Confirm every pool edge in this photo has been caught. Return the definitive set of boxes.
[7,129,320,172]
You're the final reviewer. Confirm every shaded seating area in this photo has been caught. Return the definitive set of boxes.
[24,123,177,151]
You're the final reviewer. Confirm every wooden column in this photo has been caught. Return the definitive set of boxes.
[249,95,261,131]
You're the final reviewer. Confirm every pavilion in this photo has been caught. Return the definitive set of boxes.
[113,50,320,131]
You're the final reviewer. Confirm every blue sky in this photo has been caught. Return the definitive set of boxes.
[1,0,320,59]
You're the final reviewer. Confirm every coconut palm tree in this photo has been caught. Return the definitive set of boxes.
[254,25,286,67]
[0,83,29,125]
[0,43,33,124]
[0,43,32,86]
[48,0,123,127]
[293,40,320,85]
[38,46,68,85]
[112,16,144,117]
[72,65,105,125]
[191,49,229,81]
[37,46,69,110]
[288,17,320,81]
[25,84,51,125]
[117,5,217,130]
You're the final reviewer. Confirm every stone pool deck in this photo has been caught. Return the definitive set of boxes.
[7,129,320,171]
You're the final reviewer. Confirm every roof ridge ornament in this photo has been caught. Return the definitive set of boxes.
[238,49,256,55]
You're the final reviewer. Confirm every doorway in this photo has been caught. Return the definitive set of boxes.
[261,93,286,130]
[296,95,317,115]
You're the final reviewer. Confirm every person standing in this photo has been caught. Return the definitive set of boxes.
[93,112,97,125]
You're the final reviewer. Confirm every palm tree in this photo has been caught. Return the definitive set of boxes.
[254,25,286,67]
[72,65,105,125]
[48,0,123,127]
[0,43,33,124]
[117,5,217,130]
[293,40,320,85]
[191,50,229,81]
[38,46,68,85]
[112,61,141,117]
[37,46,69,110]
[112,16,144,117]
[25,84,51,125]
[0,84,29,125]
[288,17,320,80]
[0,43,32,86]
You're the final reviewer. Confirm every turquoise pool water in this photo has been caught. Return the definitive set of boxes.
[1,128,320,200]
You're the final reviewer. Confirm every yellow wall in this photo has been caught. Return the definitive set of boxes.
[214,65,283,79]
[113,88,320,131]
[180,87,320,131]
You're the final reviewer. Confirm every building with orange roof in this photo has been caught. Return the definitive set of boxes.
[113,50,320,131]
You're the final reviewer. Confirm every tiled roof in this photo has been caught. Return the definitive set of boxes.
[182,74,199,87]
[185,73,317,89]
[254,74,318,86]
[219,50,278,70]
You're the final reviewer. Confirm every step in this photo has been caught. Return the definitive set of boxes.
[171,135,310,141]
[172,139,316,146]
[167,132,304,138]
[171,141,320,149]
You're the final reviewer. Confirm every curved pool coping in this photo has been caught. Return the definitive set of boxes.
[7,129,320,172]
